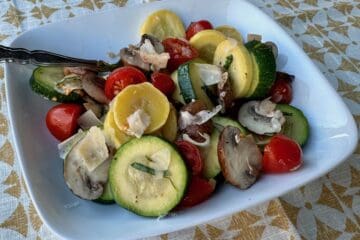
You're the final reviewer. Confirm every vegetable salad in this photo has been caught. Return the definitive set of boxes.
[30,9,309,217]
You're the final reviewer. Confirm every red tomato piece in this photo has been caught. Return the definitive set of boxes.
[151,72,175,96]
[162,38,199,72]
[262,134,303,173]
[178,176,216,208]
[46,103,84,141]
[175,140,203,176]
[186,20,213,40]
[105,66,147,100]
[270,72,293,104]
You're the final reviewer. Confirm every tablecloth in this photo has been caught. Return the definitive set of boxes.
[0,0,359,239]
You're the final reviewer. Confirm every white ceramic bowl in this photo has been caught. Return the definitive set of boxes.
[5,0,358,239]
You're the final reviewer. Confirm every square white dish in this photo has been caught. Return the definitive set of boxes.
[5,0,358,239]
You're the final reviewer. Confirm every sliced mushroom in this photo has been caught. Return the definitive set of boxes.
[218,126,262,189]
[83,102,103,118]
[120,34,169,72]
[64,126,110,200]
[120,47,150,71]
[247,33,262,42]
[264,41,278,58]
[238,99,285,135]
[55,74,83,96]
[140,34,164,53]
[276,71,294,82]
[217,72,234,113]
[77,109,102,130]
[64,67,97,76]
[82,73,109,104]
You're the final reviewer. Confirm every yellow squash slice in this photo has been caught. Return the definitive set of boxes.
[103,110,132,149]
[158,104,178,142]
[213,39,253,98]
[215,25,243,43]
[113,82,170,134]
[189,29,227,63]
[140,9,185,40]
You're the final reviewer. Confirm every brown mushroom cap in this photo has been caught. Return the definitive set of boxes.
[217,72,234,113]
[63,127,110,200]
[82,73,109,104]
[217,126,262,189]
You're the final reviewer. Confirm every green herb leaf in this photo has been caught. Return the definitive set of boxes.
[131,162,170,177]
[223,55,233,70]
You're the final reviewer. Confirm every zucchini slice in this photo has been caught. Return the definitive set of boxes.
[245,40,276,98]
[109,136,188,217]
[212,116,247,134]
[277,104,310,146]
[176,62,214,109]
[171,70,186,105]
[201,117,248,179]
[201,129,221,179]
[30,66,81,102]
[95,181,114,204]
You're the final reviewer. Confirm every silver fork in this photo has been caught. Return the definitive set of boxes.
[0,45,120,72]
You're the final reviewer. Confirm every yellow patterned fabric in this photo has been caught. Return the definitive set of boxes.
[0,0,359,239]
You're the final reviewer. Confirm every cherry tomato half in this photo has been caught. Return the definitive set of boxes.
[262,134,303,173]
[178,176,216,208]
[270,72,294,104]
[151,72,175,96]
[105,66,147,100]
[186,20,213,40]
[46,103,84,141]
[175,140,203,175]
[162,38,199,72]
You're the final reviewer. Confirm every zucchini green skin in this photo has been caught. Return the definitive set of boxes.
[245,40,276,98]
[177,62,214,109]
[277,104,310,146]
[109,136,188,217]
[30,67,81,103]
[177,63,196,103]
[94,181,114,204]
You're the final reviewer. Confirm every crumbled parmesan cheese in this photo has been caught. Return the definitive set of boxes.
[126,109,151,138]
[139,39,170,70]
[179,105,222,130]
[71,126,109,172]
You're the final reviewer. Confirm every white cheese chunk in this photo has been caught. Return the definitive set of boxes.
[71,126,109,172]
[149,148,171,171]
[179,105,223,130]
[139,39,170,70]
[195,63,223,86]
[126,109,151,138]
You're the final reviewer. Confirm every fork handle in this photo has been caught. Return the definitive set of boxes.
[0,45,116,71]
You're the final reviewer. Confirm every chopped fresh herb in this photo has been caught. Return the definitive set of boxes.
[223,55,233,70]
[131,162,170,177]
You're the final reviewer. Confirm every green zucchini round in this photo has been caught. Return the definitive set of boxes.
[109,136,188,217]
[30,66,81,103]
[245,40,276,98]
